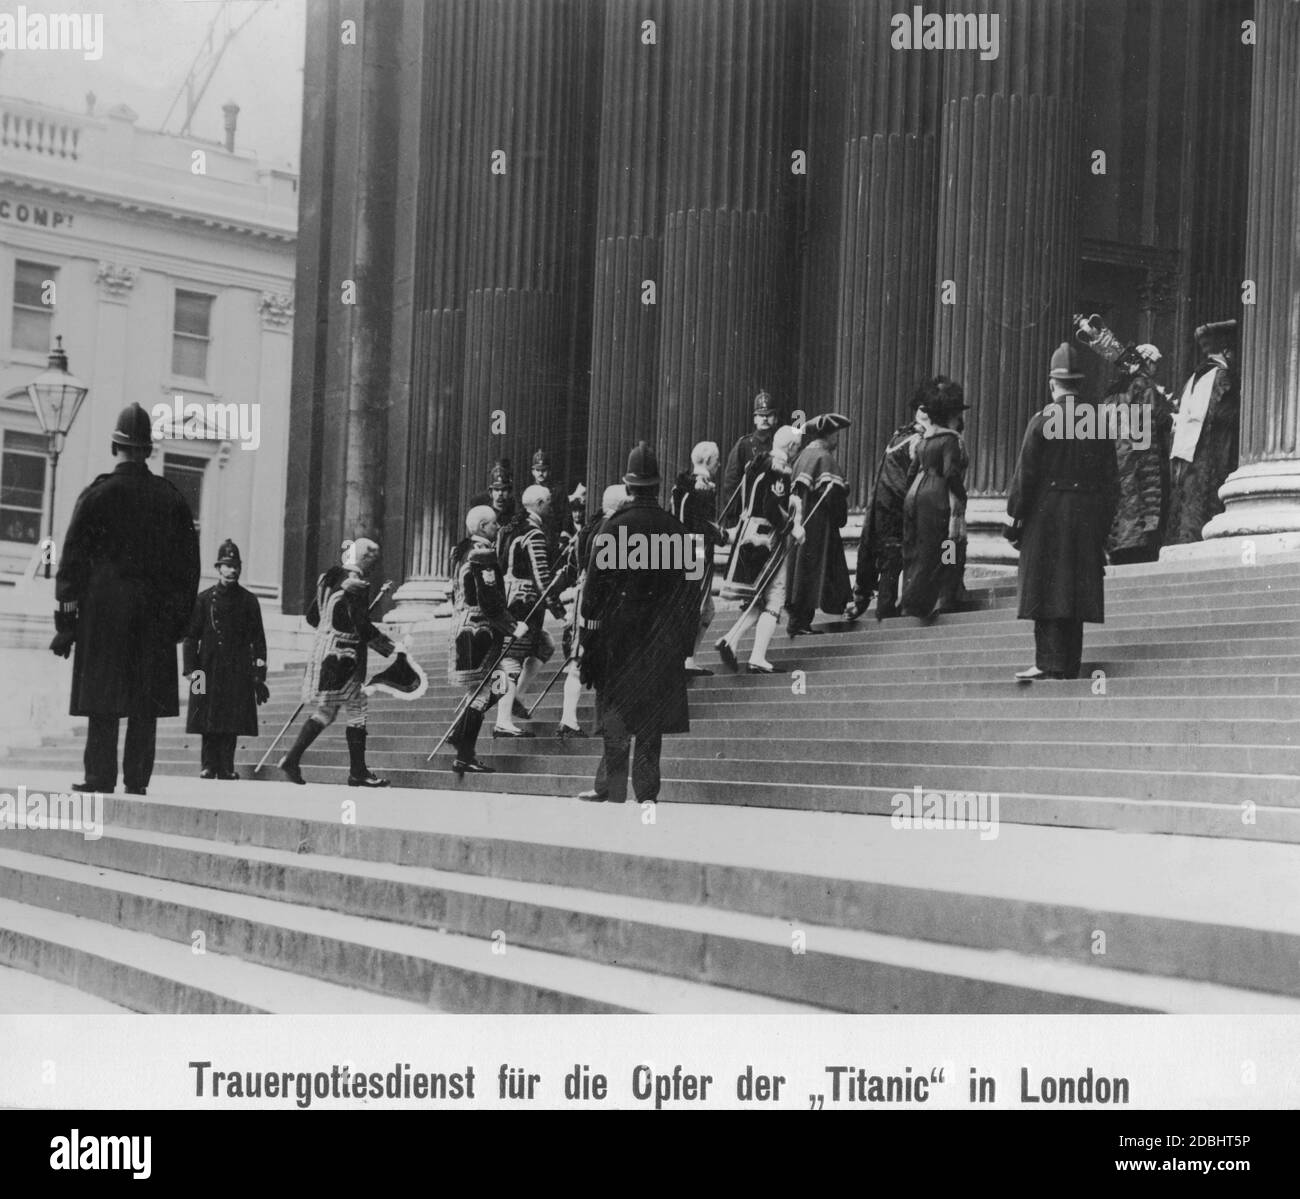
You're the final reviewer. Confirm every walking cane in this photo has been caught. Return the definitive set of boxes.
[524,654,575,718]
[254,580,393,774]
[426,543,576,763]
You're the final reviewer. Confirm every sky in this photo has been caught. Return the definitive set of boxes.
[0,0,306,171]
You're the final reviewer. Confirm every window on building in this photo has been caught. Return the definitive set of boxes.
[0,430,49,543]
[163,453,205,532]
[171,289,214,380]
[12,260,57,353]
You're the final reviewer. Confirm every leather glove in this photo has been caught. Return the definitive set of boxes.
[49,629,75,658]
[255,681,271,705]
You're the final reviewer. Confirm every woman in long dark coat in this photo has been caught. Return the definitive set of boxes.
[182,540,267,779]
[1106,345,1173,564]
[900,378,968,618]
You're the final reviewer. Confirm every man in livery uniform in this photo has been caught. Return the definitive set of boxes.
[445,506,529,774]
[279,538,396,786]
[493,484,566,737]
[715,424,801,672]
[182,539,268,779]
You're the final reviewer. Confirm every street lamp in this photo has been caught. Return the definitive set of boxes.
[26,335,89,578]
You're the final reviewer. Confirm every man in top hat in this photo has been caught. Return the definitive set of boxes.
[576,442,696,805]
[721,390,780,530]
[785,413,853,637]
[51,402,201,795]
[182,539,269,779]
[1166,320,1240,544]
[279,537,396,786]
[1007,342,1119,681]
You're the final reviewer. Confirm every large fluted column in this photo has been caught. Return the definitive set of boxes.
[654,0,794,477]
[282,0,402,612]
[932,0,1084,562]
[586,0,667,491]
[459,0,598,514]
[1202,0,1300,545]
[834,0,942,497]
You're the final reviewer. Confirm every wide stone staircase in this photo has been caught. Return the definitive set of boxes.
[1,554,1298,1013]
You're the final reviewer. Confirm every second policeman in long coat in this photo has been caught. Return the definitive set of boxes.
[577,442,695,804]
[1008,342,1119,680]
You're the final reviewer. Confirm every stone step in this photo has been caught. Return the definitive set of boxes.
[7,778,1299,1003]
[0,848,824,1015]
[0,963,131,1013]
[0,895,430,1014]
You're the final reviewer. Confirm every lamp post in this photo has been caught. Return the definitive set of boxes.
[26,335,89,578]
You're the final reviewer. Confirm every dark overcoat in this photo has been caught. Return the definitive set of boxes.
[578,496,694,737]
[900,427,967,615]
[784,439,851,616]
[182,582,267,735]
[1007,402,1119,623]
[55,460,200,718]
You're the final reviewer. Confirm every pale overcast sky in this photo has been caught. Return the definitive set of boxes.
[0,0,306,171]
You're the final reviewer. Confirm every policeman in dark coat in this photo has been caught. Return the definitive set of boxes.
[576,442,695,804]
[51,402,201,794]
[528,449,573,545]
[182,539,269,779]
[1008,342,1120,680]
[468,459,520,549]
[721,390,780,529]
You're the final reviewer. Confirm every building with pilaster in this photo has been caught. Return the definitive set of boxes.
[0,92,297,597]
[285,0,1297,616]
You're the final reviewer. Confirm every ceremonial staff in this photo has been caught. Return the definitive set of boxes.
[427,538,577,763]
[254,580,392,775]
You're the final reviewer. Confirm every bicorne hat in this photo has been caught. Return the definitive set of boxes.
[1195,320,1238,353]
[802,412,851,439]
[488,458,514,488]
[111,402,155,449]
[1048,342,1086,381]
[753,390,778,417]
[216,539,242,569]
[622,441,661,487]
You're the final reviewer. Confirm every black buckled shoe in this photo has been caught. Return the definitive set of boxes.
[787,623,813,639]
[492,727,536,739]
[556,723,587,740]
[747,662,775,674]
[218,772,240,781]
[512,700,531,721]
[348,771,390,787]
[714,639,738,672]
[279,758,306,785]
[453,758,495,776]
[199,768,217,780]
